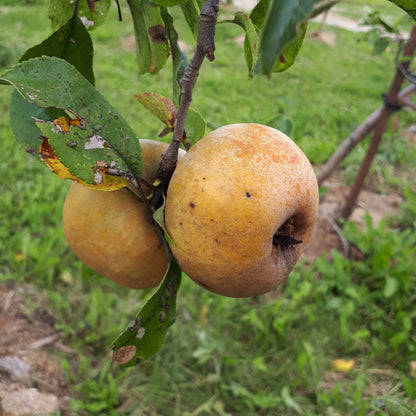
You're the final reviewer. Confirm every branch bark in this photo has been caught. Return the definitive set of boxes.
[340,25,416,220]
[316,83,416,186]
[156,0,219,189]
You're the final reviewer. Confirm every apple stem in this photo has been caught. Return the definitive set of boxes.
[155,0,219,189]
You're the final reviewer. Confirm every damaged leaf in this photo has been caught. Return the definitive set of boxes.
[135,92,177,130]
[112,261,182,367]
[1,56,142,188]
[127,0,170,75]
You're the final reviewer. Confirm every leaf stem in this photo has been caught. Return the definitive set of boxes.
[156,0,219,188]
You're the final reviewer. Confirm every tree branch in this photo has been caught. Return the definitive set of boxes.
[155,0,219,189]
[316,84,416,185]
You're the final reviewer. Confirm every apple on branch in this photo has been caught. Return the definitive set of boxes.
[164,123,319,298]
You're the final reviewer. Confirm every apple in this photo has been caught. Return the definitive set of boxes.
[164,123,319,297]
[63,139,185,289]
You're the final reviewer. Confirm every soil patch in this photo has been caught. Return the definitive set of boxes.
[303,180,403,262]
[0,282,73,415]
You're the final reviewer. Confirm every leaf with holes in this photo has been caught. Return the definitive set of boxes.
[127,0,170,75]
[49,0,111,31]
[1,56,142,189]
[112,261,182,367]
[9,13,95,154]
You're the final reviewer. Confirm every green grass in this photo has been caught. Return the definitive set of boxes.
[1,1,416,415]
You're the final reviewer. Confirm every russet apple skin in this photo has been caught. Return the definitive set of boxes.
[164,124,319,298]
[63,139,184,289]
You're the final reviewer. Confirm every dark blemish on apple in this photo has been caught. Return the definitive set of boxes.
[202,177,206,180]
[246,192,251,198]
[179,222,183,226]
[215,238,220,244]
[189,202,195,208]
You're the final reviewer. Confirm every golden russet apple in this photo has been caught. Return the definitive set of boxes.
[63,139,185,289]
[164,123,319,297]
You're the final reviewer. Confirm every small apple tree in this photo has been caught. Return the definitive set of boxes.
[0,0,415,367]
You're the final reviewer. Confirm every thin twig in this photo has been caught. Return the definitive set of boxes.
[156,0,219,189]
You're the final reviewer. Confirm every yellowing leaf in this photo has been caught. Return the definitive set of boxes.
[39,138,128,190]
[331,359,355,372]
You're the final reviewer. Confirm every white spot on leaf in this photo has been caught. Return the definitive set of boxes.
[85,135,111,150]
[136,327,146,339]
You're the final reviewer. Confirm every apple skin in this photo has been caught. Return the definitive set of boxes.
[63,139,184,289]
[164,124,319,298]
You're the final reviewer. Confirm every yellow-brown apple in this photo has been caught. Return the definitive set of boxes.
[63,139,185,289]
[164,124,319,297]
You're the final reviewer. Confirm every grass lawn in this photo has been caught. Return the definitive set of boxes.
[0,1,415,415]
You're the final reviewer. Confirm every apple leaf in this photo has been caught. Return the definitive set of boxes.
[223,12,258,77]
[9,14,95,154]
[185,108,206,145]
[20,14,94,85]
[1,56,142,189]
[9,90,62,152]
[259,0,321,76]
[388,0,416,21]
[135,92,177,131]
[161,8,188,105]
[151,0,189,7]
[112,260,182,367]
[49,0,111,31]
[127,0,170,75]
[180,0,201,40]
[135,92,205,144]
[272,22,307,73]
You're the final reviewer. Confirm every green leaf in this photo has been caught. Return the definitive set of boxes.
[127,0,170,75]
[382,396,416,416]
[181,0,200,40]
[49,0,111,31]
[259,0,321,76]
[185,108,206,145]
[250,0,270,29]
[388,0,416,21]
[112,261,182,367]
[9,90,62,152]
[151,0,189,7]
[20,14,94,85]
[1,57,142,188]
[161,8,188,105]
[230,12,259,77]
